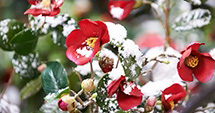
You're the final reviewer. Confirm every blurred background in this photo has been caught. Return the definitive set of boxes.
[0,0,215,112]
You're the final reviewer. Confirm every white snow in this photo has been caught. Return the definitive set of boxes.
[76,46,93,58]
[104,22,127,47]
[110,6,124,20]
[209,48,215,60]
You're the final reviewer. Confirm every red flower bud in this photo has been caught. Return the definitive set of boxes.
[99,56,114,73]
[58,94,76,112]
[147,96,157,107]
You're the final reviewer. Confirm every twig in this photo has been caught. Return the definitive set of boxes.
[195,107,215,112]
[164,0,171,51]
[115,53,120,68]
[70,90,84,107]
[142,0,165,30]
[0,69,14,99]
[74,89,83,99]
[159,53,180,60]
[90,61,94,79]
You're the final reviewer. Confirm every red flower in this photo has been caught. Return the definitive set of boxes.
[177,42,215,83]
[162,83,186,111]
[66,19,110,65]
[24,0,64,16]
[108,0,135,20]
[108,76,143,111]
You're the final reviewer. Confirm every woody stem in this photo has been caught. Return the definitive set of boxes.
[90,61,94,79]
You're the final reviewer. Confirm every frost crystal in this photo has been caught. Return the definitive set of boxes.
[104,22,127,47]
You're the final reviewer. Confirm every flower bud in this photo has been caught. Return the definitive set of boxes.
[133,0,143,9]
[81,79,95,92]
[144,96,157,112]
[58,94,77,112]
[98,56,114,73]
[37,64,47,73]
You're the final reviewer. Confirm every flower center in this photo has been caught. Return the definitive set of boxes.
[169,101,174,110]
[86,37,97,48]
[41,0,51,9]
[184,55,199,68]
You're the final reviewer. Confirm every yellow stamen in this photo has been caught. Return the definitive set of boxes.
[41,0,51,8]
[185,55,199,68]
[86,37,97,48]
[169,101,174,110]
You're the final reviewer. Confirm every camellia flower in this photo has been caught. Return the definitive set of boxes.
[24,0,64,16]
[108,75,143,111]
[162,83,186,111]
[177,42,215,83]
[108,0,142,20]
[66,19,110,65]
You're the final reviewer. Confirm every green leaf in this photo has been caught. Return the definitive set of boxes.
[44,87,70,103]
[172,9,211,31]
[40,100,67,113]
[10,28,38,55]
[12,52,41,79]
[0,19,26,51]
[41,61,68,94]
[21,76,42,100]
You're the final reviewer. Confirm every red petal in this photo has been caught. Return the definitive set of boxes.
[127,82,143,97]
[107,76,125,97]
[193,54,215,83]
[27,0,37,5]
[48,8,61,16]
[181,42,204,54]
[95,21,110,44]
[179,48,192,67]
[108,1,135,20]
[66,29,88,48]
[177,61,193,81]
[117,89,142,111]
[162,83,186,110]
[24,8,51,16]
[58,99,68,111]
[66,46,91,65]
[79,19,103,38]
[53,0,64,8]
[90,38,101,59]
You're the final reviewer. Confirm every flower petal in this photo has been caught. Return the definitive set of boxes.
[117,89,142,111]
[108,1,135,20]
[177,61,193,81]
[181,42,204,54]
[27,0,37,5]
[66,46,91,65]
[108,75,125,97]
[127,82,143,97]
[179,48,192,67]
[24,8,50,16]
[79,19,103,37]
[53,0,64,8]
[95,21,110,44]
[193,54,215,83]
[66,29,88,48]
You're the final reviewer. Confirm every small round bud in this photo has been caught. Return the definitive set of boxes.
[162,60,170,64]
[37,64,47,72]
[81,79,95,92]
[133,0,143,9]
[144,96,157,112]
[98,56,114,73]
[58,94,77,112]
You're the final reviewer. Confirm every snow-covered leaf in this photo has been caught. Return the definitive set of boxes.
[12,52,41,79]
[0,19,26,51]
[10,28,38,55]
[119,39,145,80]
[172,8,211,31]
[184,0,207,5]
[21,76,42,100]
[44,87,70,103]
[40,100,67,113]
